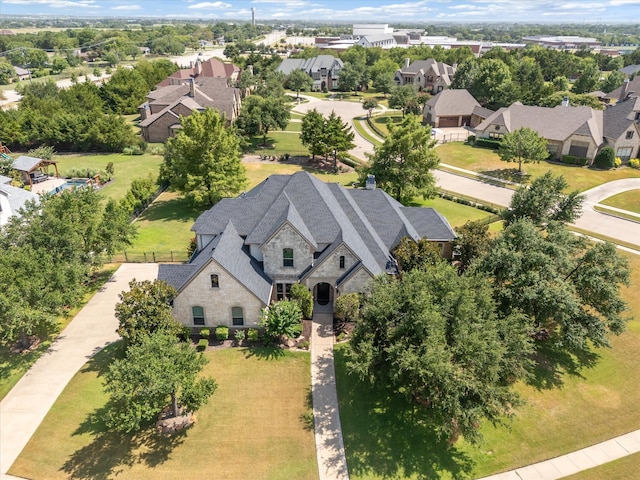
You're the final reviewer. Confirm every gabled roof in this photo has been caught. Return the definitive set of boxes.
[192,171,456,282]
[425,89,481,117]
[475,103,603,144]
[12,156,45,172]
[620,64,640,77]
[159,221,272,304]
[400,59,455,83]
[276,55,342,76]
[603,96,640,141]
[157,58,240,87]
[605,76,640,101]
[0,183,38,226]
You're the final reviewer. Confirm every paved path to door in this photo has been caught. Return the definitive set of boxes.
[0,263,158,477]
[311,312,349,480]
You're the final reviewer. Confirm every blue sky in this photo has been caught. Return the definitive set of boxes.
[1,0,640,23]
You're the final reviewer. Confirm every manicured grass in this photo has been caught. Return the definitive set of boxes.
[353,118,382,146]
[370,112,403,137]
[0,265,118,401]
[247,132,309,157]
[337,251,640,479]
[54,152,164,201]
[562,451,640,479]
[413,196,494,227]
[281,121,302,132]
[437,143,640,192]
[600,189,640,214]
[10,345,317,480]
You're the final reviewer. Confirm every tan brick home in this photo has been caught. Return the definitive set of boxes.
[158,172,456,328]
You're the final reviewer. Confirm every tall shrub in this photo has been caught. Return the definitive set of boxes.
[594,147,616,169]
[290,283,313,319]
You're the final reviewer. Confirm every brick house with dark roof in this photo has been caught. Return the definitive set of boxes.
[395,58,456,94]
[423,89,491,128]
[138,77,241,143]
[602,96,640,161]
[158,172,456,329]
[157,57,240,87]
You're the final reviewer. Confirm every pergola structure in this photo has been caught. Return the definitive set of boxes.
[12,155,60,188]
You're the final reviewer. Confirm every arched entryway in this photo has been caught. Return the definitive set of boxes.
[313,282,333,306]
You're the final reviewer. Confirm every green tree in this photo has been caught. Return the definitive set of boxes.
[498,127,549,174]
[289,283,313,319]
[103,332,217,433]
[260,300,303,341]
[538,91,603,109]
[161,108,247,207]
[360,114,439,204]
[362,98,378,118]
[324,111,355,169]
[451,58,517,109]
[334,293,361,323]
[235,94,290,146]
[388,84,418,117]
[339,61,368,94]
[0,60,15,85]
[348,263,533,444]
[572,59,601,94]
[115,279,182,346]
[286,69,313,99]
[372,71,396,97]
[552,76,570,92]
[454,221,490,273]
[474,220,630,356]
[600,70,625,94]
[100,67,149,114]
[503,171,584,227]
[391,236,442,273]
[512,57,545,104]
[300,108,326,160]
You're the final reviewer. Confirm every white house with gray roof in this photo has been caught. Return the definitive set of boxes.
[158,172,456,329]
[0,175,38,226]
[276,55,343,91]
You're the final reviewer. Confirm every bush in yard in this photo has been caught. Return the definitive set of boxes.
[200,328,210,339]
[234,329,245,342]
[630,158,640,169]
[260,300,302,341]
[215,326,229,341]
[594,147,616,169]
[614,157,622,168]
[290,283,313,319]
[334,293,361,322]
[197,338,208,351]
[179,325,192,342]
[247,328,259,341]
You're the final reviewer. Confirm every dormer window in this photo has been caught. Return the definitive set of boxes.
[283,248,294,267]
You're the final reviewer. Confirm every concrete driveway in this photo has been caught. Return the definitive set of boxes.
[0,263,158,477]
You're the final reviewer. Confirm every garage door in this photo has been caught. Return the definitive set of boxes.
[438,116,459,127]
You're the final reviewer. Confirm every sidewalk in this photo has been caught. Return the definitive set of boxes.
[311,312,349,480]
[0,263,158,477]
[479,429,640,479]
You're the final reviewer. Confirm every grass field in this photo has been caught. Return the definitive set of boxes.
[0,265,118,401]
[55,152,164,201]
[336,250,640,479]
[600,189,640,214]
[370,112,403,137]
[437,143,640,193]
[10,345,317,480]
[562,451,640,479]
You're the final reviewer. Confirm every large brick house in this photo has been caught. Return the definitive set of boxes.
[394,58,456,94]
[276,55,343,91]
[158,172,456,329]
[138,77,241,143]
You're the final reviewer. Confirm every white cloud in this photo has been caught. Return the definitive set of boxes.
[4,0,99,7]
[187,1,231,9]
[111,4,142,10]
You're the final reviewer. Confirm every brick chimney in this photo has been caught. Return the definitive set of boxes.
[189,77,195,97]
[365,175,376,190]
[619,79,630,103]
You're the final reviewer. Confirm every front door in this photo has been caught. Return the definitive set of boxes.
[316,282,331,306]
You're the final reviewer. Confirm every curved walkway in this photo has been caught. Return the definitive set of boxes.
[0,263,158,478]
[311,312,349,480]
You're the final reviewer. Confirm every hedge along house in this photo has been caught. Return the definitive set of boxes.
[474,102,603,164]
[158,172,456,329]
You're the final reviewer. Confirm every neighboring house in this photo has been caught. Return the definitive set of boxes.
[13,66,30,82]
[157,57,241,87]
[139,77,241,143]
[0,175,38,226]
[423,89,491,128]
[602,95,640,162]
[619,64,640,77]
[605,77,640,104]
[276,55,343,91]
[395,58,456,94]
[355,35,397,49]
[475,102,604,163]
[158,171,456,329]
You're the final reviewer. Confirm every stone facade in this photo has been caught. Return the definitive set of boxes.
[171,261,265,328]
[339,267,375,295]
[261,223,314,279]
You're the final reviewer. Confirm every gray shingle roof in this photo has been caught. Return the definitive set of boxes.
[276,56,342,76]
[0,183,38,223]
[605,76,640,100]
[475,103,603,144]
[603,96,640,141]
[425,89,481,117]
[12,156,43,172]
[620,64,640,76]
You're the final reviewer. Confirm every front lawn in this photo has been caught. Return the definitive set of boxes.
[437,143,640,192]
[414,196,494,227]
[10,345,317,480]
[55,152,164,201]
[336,251,640,479]
[600,189,640,214]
